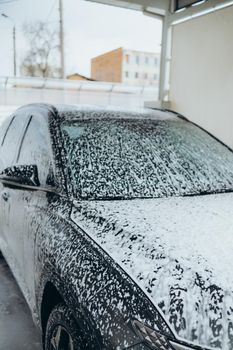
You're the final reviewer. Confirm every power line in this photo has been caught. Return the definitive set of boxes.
[45,0,57,22]
[23,0,58,51]
[20,0,65,79]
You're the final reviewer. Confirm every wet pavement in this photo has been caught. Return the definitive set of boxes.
[0,255,42,350]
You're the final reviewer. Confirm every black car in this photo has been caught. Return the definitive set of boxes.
[1,103,233,350]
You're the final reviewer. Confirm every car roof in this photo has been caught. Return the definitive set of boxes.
[15,103,183,123]
[56,104,181,122]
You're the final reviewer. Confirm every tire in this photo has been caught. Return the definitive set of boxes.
[45,303,84,350]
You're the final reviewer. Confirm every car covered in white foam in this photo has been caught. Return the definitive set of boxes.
[0,103,233,350]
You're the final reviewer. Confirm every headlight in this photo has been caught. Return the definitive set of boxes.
[132,320,173,349]
[132,320,193,350]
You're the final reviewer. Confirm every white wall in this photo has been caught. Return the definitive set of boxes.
[170,6,233,148]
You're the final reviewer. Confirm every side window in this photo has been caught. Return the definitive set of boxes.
[17,116,53,186]
[0,113,29,172]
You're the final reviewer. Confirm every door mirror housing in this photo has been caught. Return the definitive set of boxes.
[0,165,40,187]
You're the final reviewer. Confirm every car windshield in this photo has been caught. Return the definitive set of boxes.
[61,118,233,200]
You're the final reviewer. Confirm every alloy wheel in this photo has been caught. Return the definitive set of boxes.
[50,325,74,350]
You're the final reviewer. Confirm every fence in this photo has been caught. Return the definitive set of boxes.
[0,76,158,108]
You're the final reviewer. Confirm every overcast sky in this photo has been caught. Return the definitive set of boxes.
[0,0,162,77]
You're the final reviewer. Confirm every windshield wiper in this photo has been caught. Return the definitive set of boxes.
[182,188,233,197]
[90,196,134,201]
[78,188,233,201]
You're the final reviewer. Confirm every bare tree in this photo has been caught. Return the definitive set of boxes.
[21,21,60,78]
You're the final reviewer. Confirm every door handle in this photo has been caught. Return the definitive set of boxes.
[2,192,10,202]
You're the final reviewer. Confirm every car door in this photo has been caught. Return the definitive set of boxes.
[5,112,55,310]
[0,111,30,260]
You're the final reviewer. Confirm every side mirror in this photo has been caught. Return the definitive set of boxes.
[0,164,40,187]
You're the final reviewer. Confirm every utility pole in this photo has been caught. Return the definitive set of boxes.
[2,13,17,76]
[59,0,65,79]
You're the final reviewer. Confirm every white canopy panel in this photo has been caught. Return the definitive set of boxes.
[85,0,169,14]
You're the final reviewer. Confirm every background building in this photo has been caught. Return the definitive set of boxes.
[91,47,160,86]
[67,73,94,81]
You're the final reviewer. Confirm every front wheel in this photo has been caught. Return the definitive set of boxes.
[45,303,84,350]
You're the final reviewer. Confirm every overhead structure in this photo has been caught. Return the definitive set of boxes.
[86,0,233,20]
[86,0,233,103]
[85,0,233,148]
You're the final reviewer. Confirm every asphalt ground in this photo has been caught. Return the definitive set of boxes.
[0,255,42,350]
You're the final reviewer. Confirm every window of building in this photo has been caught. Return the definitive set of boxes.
[144,73,148,79]
[154,58,158,66]
[145,56,149,64]
[136,56,140,65]
[135,72,139,79]
[154,73,158,80]
[125,71,129,78]
[125,54,130,64]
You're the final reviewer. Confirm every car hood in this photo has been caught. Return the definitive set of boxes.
[71,193,233,349]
